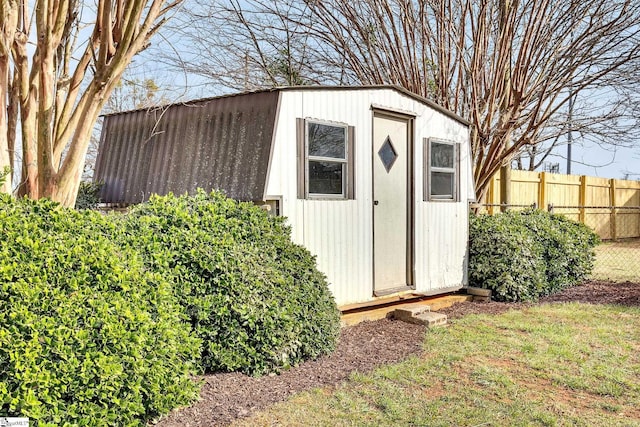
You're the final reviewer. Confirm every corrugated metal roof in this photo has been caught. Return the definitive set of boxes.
[102,85,470,126]
[95,90,280,203]
[95,85,468,205]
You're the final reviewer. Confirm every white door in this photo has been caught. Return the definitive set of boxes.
[372,112,412,294]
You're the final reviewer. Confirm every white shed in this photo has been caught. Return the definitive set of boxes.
[95,86,475,307]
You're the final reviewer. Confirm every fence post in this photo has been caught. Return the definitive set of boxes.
[488,175,497,215]
[610,179,617,241]
[538,172,547,211]
[579,175,587,224]
[500,165,511,212]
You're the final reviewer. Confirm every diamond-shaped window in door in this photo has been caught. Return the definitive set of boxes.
[378,136,398,173]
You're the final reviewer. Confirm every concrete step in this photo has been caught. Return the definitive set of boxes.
[394,306,447,328]
[416,312,448,327]
[393,303,431,323]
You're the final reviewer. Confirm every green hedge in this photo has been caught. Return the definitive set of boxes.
[469,209,599,302]
[0,196,200,425]
[0,166,8,187]
[74,181,103,210]
[0,190,341,423]
[121,191,341,376]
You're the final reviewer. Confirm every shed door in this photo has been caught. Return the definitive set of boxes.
[372,112,413,295]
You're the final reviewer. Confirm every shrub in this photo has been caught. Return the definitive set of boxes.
[74,181,103,210]
[518,210,600,295]
[469,209,599,302]
[469,212,546,302]
[0,196,200,425]
[0,166,9,187]
[120,190,341,376]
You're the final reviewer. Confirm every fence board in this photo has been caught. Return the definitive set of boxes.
[511,170,540,206]
[481,170,640,240]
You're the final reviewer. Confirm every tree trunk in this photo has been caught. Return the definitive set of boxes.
[0,0,183,206]
[0,2,19,194]
[0,56,11,193]
[52,98,104,207]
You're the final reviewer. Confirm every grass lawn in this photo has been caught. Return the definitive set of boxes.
[234,303,640,426]
[592,239,640,282]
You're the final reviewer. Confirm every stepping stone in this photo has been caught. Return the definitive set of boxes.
[394,304,431,323]
[466,287,492,297]
[394,306,447,327]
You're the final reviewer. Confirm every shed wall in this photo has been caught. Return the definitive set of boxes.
[266,88,471,305]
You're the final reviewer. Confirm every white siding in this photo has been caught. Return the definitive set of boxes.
[413,108,471,294]
[265,88,471,306]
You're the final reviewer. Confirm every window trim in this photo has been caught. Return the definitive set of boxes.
[425,138,460,202]
[297,118,355,200]
[306,119,348,199]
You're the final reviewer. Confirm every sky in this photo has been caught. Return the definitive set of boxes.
[130,15,640,183]
[547,140,639,180]
[132,51,640,182]
[8,1,637,186]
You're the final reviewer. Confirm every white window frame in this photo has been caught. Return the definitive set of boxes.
[425,138,460,202]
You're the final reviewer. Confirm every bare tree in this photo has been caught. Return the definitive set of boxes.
[0,2,20,195]
[0,0,184,206]
[170,0,640,200]
[84,75,167,180]
[518,83,640,171]
[157,1,323,91]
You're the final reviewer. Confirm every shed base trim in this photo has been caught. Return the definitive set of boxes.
[373,284,416,297]
[412,285,464,297]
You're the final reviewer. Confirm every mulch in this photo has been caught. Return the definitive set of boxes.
[154,280,640,426]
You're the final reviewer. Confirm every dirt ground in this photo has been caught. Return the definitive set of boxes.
[154,280,640,427]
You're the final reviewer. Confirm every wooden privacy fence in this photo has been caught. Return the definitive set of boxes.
[480,170,640,240]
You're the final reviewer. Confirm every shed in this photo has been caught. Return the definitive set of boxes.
[95,85,475,307]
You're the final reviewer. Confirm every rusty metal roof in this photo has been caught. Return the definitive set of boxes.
[95,90,280,203]
[102,85,470,126]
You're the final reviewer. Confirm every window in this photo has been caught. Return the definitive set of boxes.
[426,138,459,201]
[297,119,354,199]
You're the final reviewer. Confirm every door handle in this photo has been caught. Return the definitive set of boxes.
[373,200,379,205]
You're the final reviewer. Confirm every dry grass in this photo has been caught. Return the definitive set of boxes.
[233,303,640,427]
[592,238,640,282]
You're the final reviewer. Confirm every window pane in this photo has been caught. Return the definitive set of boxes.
[431,171,455,197]
[378,136,398,172]
[308,123,346,159]
[309,161,344,195]
[431,142,454,168]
